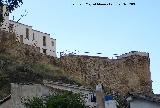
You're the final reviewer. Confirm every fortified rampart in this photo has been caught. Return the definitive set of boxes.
[0,30,152,96]
[60,53,152,95]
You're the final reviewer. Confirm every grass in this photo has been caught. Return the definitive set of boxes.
[31,63,81,85]
[0,53,81,99]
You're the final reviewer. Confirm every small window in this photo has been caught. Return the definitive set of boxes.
[20,35,23,43]
[51,41,54,46]
[9,23,14,32]
[26,28,29,40]
[43,36,46,46]
[43,49,47,54]
[33,33,35,40]
[0,6,3,14]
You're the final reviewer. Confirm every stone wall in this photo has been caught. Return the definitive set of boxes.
[0,30,152,95]
[0,30,58,65]
[60,55,152,95]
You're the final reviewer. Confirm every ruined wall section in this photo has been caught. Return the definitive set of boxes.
[60,55,152,95]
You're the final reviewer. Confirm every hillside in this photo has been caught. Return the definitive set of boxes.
[0,54,80,99]
[0,30,80,99]
[0,30,153,100]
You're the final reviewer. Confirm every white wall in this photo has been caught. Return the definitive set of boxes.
[1,83,51,108]
[49,38,56,57]
[130,99,160,108]
[44,83,96,107]
[33,30,56,57]
[105,100,118,108]
[8,20,56,57]
[1,83,96,108]
[0,5,56,57]
[9,20,34,45]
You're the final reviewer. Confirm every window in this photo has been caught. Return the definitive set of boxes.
[26,28,29,40]
[43,36,46,46]
[33,33,35,40]
[51,41,54,46]
[20,35,23,43]
[0,6,2,14]
[43,49,47,54]
[9,23,14,32]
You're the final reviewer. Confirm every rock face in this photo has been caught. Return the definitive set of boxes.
[60,54,152,95]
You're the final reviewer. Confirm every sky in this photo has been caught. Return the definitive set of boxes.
[9,0,160,93]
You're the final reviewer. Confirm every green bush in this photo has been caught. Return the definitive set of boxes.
[23,91,85,108]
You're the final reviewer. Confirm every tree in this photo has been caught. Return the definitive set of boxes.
[0,0,23,23]
[23,91,86,108]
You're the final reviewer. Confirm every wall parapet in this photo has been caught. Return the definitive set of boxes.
[60,51,152,95]
[117,51,149,59]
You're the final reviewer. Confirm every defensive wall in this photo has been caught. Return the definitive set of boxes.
[60,52,152,95]
[0,30,58,65]
[0,30,152,96]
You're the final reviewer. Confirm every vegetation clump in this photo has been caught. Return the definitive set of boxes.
[23,91,85,108]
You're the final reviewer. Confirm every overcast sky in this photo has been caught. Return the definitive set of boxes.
[10,0,160,93]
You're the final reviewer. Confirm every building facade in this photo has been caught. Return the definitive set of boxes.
[127,93,160,108]
[0,83,96,108]
[0,83,52,108]
[43,80,96,107]
[0,5,56,57]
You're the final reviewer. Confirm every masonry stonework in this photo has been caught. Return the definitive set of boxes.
[0,5,56,57]
[0,30,152,96]
[0,30,58,65]
[60,54,152,95]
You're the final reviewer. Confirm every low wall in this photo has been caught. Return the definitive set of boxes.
[0,83,52,108]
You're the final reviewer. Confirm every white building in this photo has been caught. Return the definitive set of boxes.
[0,83,53,108]
[43,81,97,107]
[0,83,96,108]
[0,5,56,57]
[127,93,160,108]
